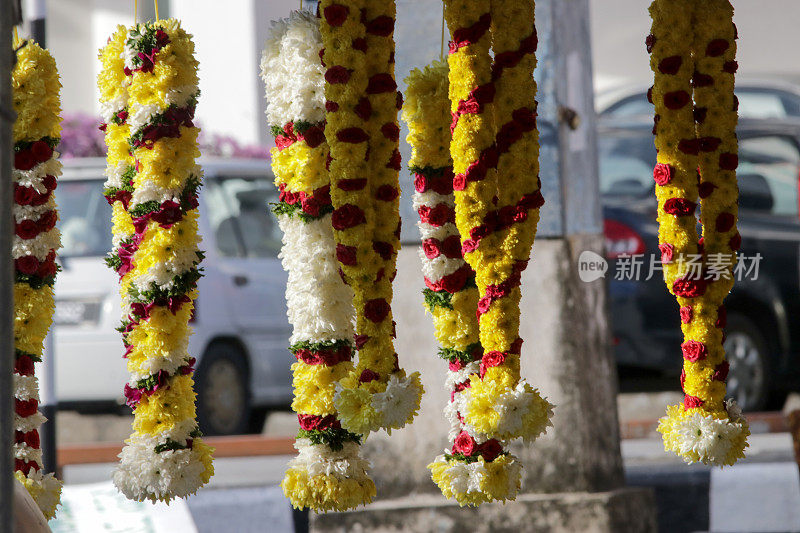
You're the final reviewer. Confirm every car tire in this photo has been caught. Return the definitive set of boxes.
[724,313,771,412]
[195,342,252,436]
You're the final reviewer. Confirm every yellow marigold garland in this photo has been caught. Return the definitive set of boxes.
[649,0,749,466]
[404,60,522,506]
[11,38,64,519]
[444,0,552,448]
[321,0,422,436]
[106,20,214,502]
[261,10,375,512]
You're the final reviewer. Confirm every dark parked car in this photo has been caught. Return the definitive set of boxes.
[600,116,800,411]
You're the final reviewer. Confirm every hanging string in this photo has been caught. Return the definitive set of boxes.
[154,0,159,21]
[13,26,20,47]
[134,0,138,23]
[440,2,445,60]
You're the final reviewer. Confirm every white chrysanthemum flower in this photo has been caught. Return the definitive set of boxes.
[420,253,464,283]
[444,362,479,391]
[13,158,62,190]
[14,412,47,433]
[165,85,197,107]
[416,221,459,242]
[127,341,190,382]
[669,409,747,466]
[100,94,128,123]
[13,443,43,464]
[412,190,454,211]
[260,10,326,127]
[286,439,372,480]
[13,198,55,224]
[114,433,208,502]
[373,373,423,429]
[13,375,40,402]
[278,215,355,344]
[104,160,132,190]
[128,103,163,133]
[12,227,61,260]
[466,461,486,493]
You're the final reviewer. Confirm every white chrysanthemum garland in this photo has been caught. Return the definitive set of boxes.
[11,37,64,521]
[107,20,213,503]
[402,60,522,506]
[262,10,375,512]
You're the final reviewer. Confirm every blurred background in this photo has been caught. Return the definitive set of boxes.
[16,0,800,531]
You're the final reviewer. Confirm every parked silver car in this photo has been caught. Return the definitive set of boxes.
[53,157,292,434]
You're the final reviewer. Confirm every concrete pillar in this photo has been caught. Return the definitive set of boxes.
[312,0,657,531]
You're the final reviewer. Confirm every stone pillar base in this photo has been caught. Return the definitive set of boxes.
[311,487,656,533]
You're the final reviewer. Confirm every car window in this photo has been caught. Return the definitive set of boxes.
[206,176,282,258]
[599,132,800,217]
[738,136,799,217]
[58,179,113,257]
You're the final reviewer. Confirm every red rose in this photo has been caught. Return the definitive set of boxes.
[300,196,320,217]
[151,200,183,227]
[154,29,170,48]
[715,305,727,329]
[692,72,714,88]
[683,395,704,410]
[375,184,398,201]
[658,243,674,263]
[653,164,673,186]
[441,235,462,258]
[14,185,36,205]
[715,212,735,233]
[366,73,397,94]
[381,123,400,142]
[337,178,367,191]
[658,55,682,75]
[42,174,57,192]
[476,295,492,316]
[647,86,653,104]
[681,340,708,362]
[420,204,454,226]
[325,100,339,113]
[698,137,722,153]
[295,349,323,365]
[15,459,37,475]
[31,189,49,206]
[672,276,707,298]
[336,127,369,144]
[386,149,402,171]
[452,173,467,191]
[698,181,717,199]
[719,153,738,171]
[359,369,380,383]
[664,90,690,110]
[440,266,468,293]
[462,239,479,254]
[453,431,476,456]
[712,361,730,382]
[478,439,503,462]
[414,174,427,193]
[364,298,390,323]
[679,306,693,324]
[298,414,324,431]
[336,244,357,266]
[331,204,365,230]
[678,138,700,155]
[645,34,656,53]
[373,241,393,260]
[723,61,738,74]
[323,4,349,27]
[15,398,38,417]
[37,211,57,231]
[30,141,53,163]
[366,15,394,36]
[14,354,35,376]
[325,65,351,84]
[694,107,708,124]
[15,219,39,240]
[482,351,505,368]
[729,232,742,251]
[422,239,440,259]
[15,256,39,275]
[15,430,40,449]
[14,150,35,171]
[706,38,730,57]
[303,126,326,149]
[663,198,696,216]
[352,37,367,53]
[448,359,463,372]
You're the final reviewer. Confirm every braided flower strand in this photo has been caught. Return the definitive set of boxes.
[110,20,213,502]
[404,61,521,506]
[11,38,63,520]
[444,0,552,447]
[261,10,375,512]
[321,0,422,436]
[649,0,749,466]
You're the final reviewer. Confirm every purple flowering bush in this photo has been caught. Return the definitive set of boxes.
[58,112,269,160]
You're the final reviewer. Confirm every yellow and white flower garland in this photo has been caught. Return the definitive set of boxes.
[320,0,423,436]
[105,20,214,502]
[649,0,749,466]
[11,37,64,521]
[443,0,552,454]
[404,60,521,506]
[261,10,375,512]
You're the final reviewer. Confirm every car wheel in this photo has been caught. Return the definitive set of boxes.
[195,342,251,436]
[724,314,770,412]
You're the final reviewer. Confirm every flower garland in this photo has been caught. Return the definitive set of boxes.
[11,37,63,521]
[403,60,521,506]
[648,0,749,466]
[320,0,423,436]
[443,0,552,450]
[261,10,375,512]
[105,20,214,502]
